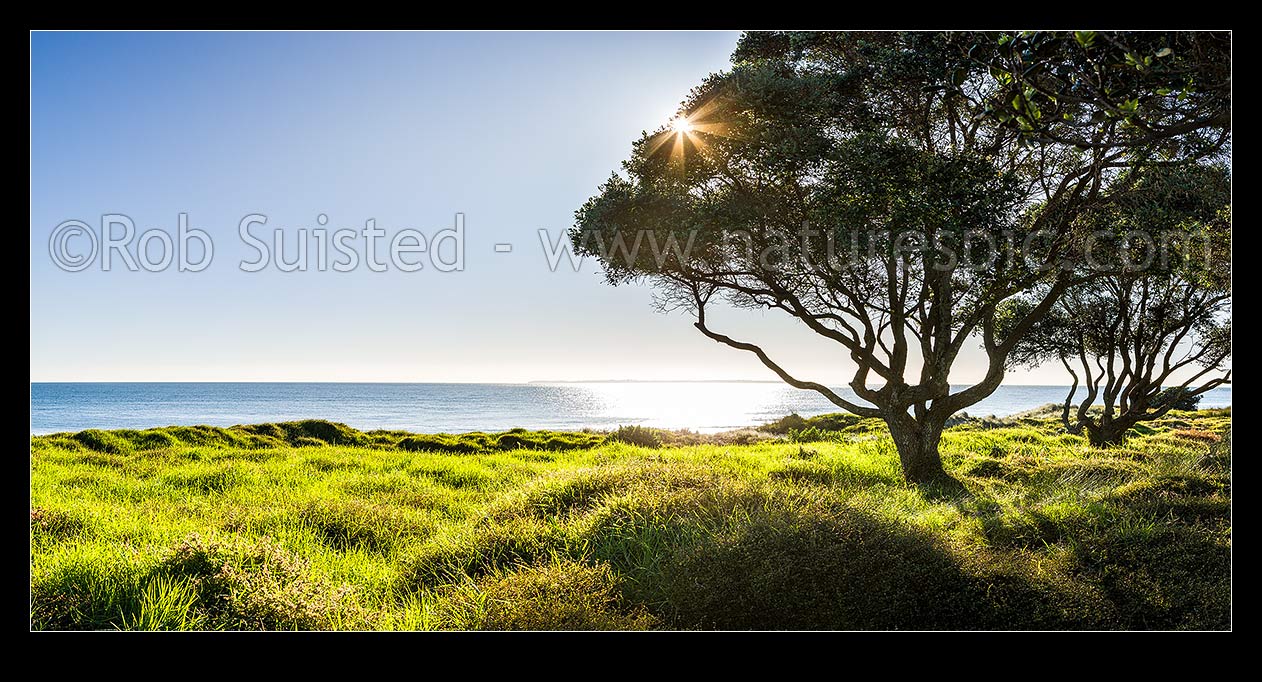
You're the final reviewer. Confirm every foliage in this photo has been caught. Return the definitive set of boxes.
[1001,164,1230,445]
[1156,387,1203,411]
[608,425,665,448]
[570,31,1231,483]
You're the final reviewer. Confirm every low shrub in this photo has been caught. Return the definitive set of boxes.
[608,425,664,448]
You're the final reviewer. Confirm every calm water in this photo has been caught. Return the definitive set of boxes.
[29,382,1231,435]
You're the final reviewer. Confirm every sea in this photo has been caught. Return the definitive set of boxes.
[29,382,1231,435]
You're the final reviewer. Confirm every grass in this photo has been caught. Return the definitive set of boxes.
[30,410,1231,630]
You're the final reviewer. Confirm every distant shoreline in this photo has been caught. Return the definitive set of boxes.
[30,383,1231,436]
[28,380,1205,388]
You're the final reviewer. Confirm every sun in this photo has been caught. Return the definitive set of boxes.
[645,103,731,165]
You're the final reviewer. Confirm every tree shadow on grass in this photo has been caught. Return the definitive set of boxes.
[917,474,974,503]
[656,507,1093,630]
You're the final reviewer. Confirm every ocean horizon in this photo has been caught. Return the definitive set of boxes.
[30,381,1232,435]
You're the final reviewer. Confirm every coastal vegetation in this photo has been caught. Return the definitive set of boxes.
[1001,164,1231,446]
[30,30,1233,634]
[32,410,1230,630]
[572,31,1231,484]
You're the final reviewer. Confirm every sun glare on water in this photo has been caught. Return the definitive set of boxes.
[576,382,792,432]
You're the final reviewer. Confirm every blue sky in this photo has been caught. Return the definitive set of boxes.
[30,31,1071,384]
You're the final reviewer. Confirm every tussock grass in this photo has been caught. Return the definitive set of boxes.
[31,409,1230,630]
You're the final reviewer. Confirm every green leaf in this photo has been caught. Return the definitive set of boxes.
[1074,31,1097,48]
[1155,47,1173,58]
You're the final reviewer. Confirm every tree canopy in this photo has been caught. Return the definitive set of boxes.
[572,31,1231,483]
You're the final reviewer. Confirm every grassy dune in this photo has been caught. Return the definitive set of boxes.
[30,410,1231,630]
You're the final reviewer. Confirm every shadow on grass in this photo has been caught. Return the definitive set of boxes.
[656,507,1094,630]
[917,474,973,503]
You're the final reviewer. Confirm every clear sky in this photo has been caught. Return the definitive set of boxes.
[30,30,1073,384]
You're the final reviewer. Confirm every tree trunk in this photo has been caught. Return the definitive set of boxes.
[1087,425,1129,447]
[1082,419,1130,447]
[886,416,950,485]
[1059,358,1083,435]
[1061,403,1083,435]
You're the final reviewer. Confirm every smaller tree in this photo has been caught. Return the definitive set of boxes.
[1003,164,1230,446]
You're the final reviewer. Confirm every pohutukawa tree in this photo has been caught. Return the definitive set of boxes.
[572,31,1230,484]
[1001,163,1231,446]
